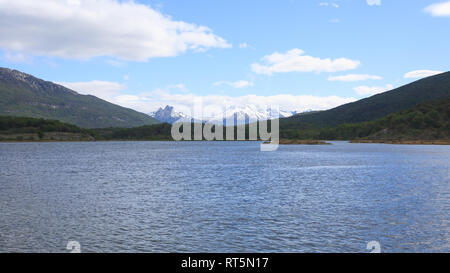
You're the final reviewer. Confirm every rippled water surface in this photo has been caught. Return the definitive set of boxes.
[0,141,449,252]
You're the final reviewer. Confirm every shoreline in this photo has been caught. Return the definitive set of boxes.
[274,139,332,145]
[350,139,450,145]
[2,139,450,145]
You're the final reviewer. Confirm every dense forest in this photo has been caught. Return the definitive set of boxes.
[92,123,173,140]
[0,116,173,141]
[0,116,95,141]
[0,116,89,134]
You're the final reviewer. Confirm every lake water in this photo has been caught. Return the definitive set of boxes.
[0,141,448,253]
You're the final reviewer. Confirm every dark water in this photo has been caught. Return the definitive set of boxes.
[0,141,448,253]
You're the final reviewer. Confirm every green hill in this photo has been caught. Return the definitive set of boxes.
[281,71,450,129]
[0,67,159,128]
[281,99,450,142]
[320,99,450,141]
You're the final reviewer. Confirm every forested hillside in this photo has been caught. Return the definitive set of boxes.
[281,99,450,141]
[281,71,450,129]
[0,67,159,128]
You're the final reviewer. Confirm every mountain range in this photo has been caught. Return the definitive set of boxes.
[0,67,159,128]
[1,67,449,141]
[150,104,296,124]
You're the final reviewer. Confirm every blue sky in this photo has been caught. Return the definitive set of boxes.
[0,0,449,114]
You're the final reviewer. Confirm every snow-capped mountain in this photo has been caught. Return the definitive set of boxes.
[206,105,296,125]
[149,105,190,124]
[150,105,297,125]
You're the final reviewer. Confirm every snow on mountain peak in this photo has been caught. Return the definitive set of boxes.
[149,105,189,124]
[150,105,296,124]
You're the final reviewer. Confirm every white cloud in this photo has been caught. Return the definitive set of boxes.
[366,0,381,6]
[57,80,126,101]
[214,80,254,89]
[404,70,444,79]
[106,59,127,68]
[167,84,189,93]
[354,84,393,96]
[424,1,450,17]
[239,43,248,49]
[328,74,382,82]
[3,52,32,63]
[251,49,360,75]
[319,2,339,8]
[0,0,231,61]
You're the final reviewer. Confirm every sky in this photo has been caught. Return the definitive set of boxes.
[0,0,449,115]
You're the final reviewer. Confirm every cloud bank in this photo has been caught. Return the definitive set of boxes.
[58,81,356,116]
[0,0,230,61]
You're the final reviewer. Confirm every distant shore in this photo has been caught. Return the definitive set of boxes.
[0,132,95,142]
[268,139,332,145]
[2,137,450,145]
[350,139,450,145]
